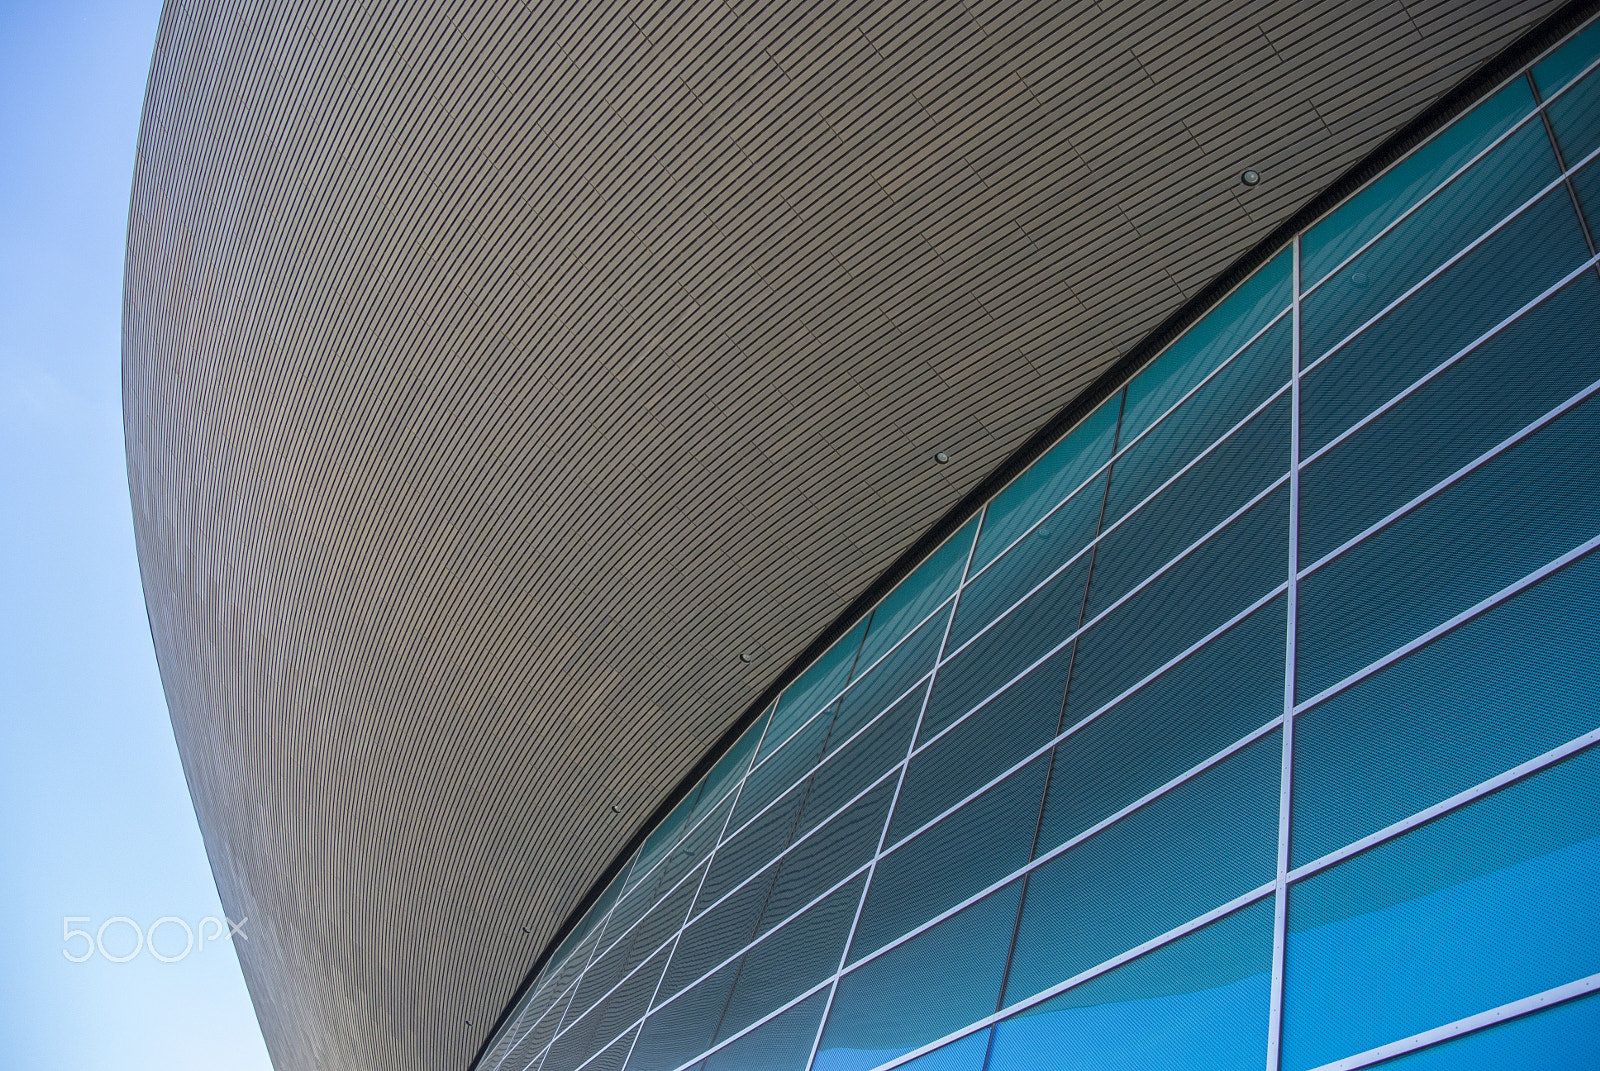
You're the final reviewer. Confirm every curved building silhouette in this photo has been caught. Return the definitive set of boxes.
[124,1,1600,1069]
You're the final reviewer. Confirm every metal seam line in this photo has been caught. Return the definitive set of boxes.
[1306,974,1600,1071]
[802,510,985,1071]
[1266,234,1303,1071]
[1300,250,1600,470]
[1298,375,1600,584]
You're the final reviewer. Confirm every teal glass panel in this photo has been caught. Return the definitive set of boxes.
[591,1025,639,1071]
[762,616,869,763]
[700,778,807,915]
[1299,182,1593,459]
[1302,80,1536,287]
[757,779,891,937]
[1006,732,1280,1006]
[661,868,770,1004]
[1105,316,1291,531]
[1120,249,1292,443]
[1039,597,1284,855]
[952,470,1107,650]
[693,709,767,827]
[987,898,1274,1071]
[1575,156,1600,230]
[894,1028,991,1071]
[1534,18,1600,96]
[633,782,710,893]
[891,645,1070,843]
[733,706,832,833]
[855,755,1050,962]
[800,683,922,838]
[628,958,740,1071]
[719,877,864,1042]
[974,393,1122,573]
[920,553,1093,746]
[1282,744,1600,1071]
[1547,64,1600,164]
[860,518,977,669]
[1368,992,1600,1070]
[1302,117,1558,362]
[699,989,829,1071]
[651,791,736,905]
[571,863,703,1025]
[1055,486,1288,744]
[832,608,945,746]
[816,882,1024,1071]
[1088,395,1289,618]
[548,941,669,1071]
[1294,532,1600,868]
[1296,392,1600,700]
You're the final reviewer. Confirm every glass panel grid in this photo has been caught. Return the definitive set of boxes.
[480,19,1600,1071]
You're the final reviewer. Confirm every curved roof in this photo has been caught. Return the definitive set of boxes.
[123,0,1559,1067]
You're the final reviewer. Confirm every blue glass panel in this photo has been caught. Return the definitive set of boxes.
[920,553,1092,746]
[719,877,864,1042]
[1547,64,1600,164]
[1294,545,1600,868]
[1006,732,1280,1006]
[1122,249,1292,444]
[891,645,1070,843]
[633,783,709,894]
[1302,81,1536,287]
[974,394,1122,572]
[548,941,670,1071]
[832,608,945,746]
[762,617,869,763]
[801,683,922,838]
[1052,486,1288,748]
[1105,317,1291,532]
[860,518,978,669]
[651,791,736,906]
[571,861,703,1025]
[1369,993,1600,1070]
[1282,744,1600,1071]
[1534,18,1600,96]
[1574,156,1600,231]
[693,710,766,827]
[987,898,1274,1071]
[699,989,830,1071]
[1296,392,1600,700]
[661,867,770,1004]
[952,470,1107,651]
[816,881,1024,1071]
[1302,117,1558,362]
[1299,183,1593,459]
[894,1028,991,1071]
[733,706,832,834]
[855,755,1050,963]
[1040,597,1284,855]
[590,1025,639,1071]
[1088,395,1289,618]
[700,779,807,915]
[758,779,891,937]
[628,958,740,1071]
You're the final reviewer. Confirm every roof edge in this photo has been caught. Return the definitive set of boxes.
[475,0,1600,1063]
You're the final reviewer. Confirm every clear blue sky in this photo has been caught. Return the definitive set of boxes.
[0,1,272,1066]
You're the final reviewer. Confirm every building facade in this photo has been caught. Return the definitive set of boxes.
[476,20,1600,1071]
[122,1,1598,1070]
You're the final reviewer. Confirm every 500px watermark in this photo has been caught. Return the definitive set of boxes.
[62,915,247,963]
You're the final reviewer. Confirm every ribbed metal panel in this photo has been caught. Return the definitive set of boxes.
[122,1,1555,1068]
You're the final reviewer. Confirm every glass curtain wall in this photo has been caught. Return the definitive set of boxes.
[478,19,1600,1071]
